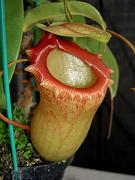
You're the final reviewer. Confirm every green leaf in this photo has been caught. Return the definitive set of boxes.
[75,38,119,98]
[23,1,106,32]
[33,27,43,45]
[71,15,86,24]
[0,0,24,108]
[102,47,119,99]
[37,22,111,43]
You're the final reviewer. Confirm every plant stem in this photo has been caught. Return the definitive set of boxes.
[0,113,31,132]
[0,59,30,132]
[106,30,135,138]
[108,29,135,54]
[107,98,114,139]
[0,59,28,77]
[64,0,72,22]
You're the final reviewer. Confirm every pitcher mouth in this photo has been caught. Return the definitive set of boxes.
[25,33,112,98]
[46,47,97,89]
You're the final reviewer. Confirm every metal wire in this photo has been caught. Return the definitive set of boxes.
[0,0,18,179]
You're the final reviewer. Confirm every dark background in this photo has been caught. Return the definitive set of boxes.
[72,0,135,175]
